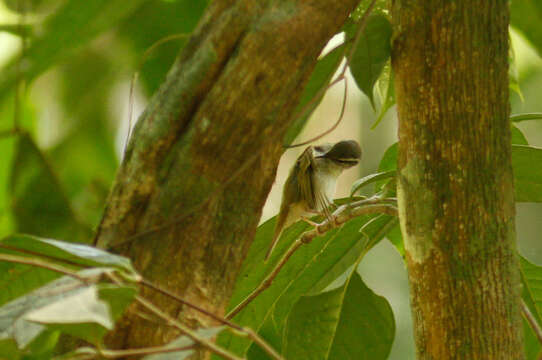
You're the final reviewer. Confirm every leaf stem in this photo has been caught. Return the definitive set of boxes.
[0,253,85,280]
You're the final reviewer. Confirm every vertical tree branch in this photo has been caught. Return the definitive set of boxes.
[392,0,524,358]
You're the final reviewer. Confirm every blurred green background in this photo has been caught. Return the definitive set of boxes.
[1,1,542,359]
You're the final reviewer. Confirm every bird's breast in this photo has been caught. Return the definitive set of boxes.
[313,170,339,211]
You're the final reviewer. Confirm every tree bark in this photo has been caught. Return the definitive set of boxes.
[391,0,524,359]
[94,0,360,353]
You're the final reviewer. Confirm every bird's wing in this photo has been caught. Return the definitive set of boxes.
[315,186,333,222]
[296,146,316,210]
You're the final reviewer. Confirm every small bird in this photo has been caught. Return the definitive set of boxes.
[265,140,362,261]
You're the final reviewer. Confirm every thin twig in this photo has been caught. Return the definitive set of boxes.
[522,298,542,345]
[140,279,282,360]
[0,253,85,281]
[226,198,398,319]
[135,295,244,360]
[123,34,190,156]
[286,0,377,148]
[286,77,348,148]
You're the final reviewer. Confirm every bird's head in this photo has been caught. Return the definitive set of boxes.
[315,140,361,169]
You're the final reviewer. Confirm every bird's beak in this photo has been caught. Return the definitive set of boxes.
[333,158,359,167]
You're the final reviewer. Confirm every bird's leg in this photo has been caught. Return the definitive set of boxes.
[300,216,325,235]
[300,216,319,227]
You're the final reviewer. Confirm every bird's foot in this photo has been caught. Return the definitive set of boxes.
[301,216,324,234]
[301,216,319,227]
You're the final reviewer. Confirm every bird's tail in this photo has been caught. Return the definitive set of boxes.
[264,228,283,262]
[264,210,288,262]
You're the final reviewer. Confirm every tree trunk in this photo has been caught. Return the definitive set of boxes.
[391,1,524,359]
[94,0,360,353]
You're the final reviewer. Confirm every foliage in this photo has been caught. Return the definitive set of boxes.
[0,0,542,359]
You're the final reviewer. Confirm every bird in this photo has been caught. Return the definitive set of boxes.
[265,140,362,261]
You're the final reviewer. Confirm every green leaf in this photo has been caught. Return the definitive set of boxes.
[511,113,542,123]
[511,124,529,145]
[520,256,542,359]
[219,209,396,356]
[0,269,110,349]
[283,272,395,360]
[27,284,136,345]
[509,43,524,102]
[0,234,136,275]
[246,315,282,360]
[372,65,395,128]
[143,327,224,360]
[0,338,21,360]
[98,284,137,321]
[386,224,404,258]
[347,14,392,107]
[24,286,112,344]
[375,142,398,194]
[350,170,396,196]
[0,0,149,100]
[512,145,542,202]
[9,134,92,242]
[0,258,60,307]
[511,0,542,57]
[284,44,346,145]
[523,318,541,360]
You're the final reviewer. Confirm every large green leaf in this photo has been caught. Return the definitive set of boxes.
[283,44,346,145]
[0,268,116,350]
[0,234,137,307]
[218,210,396,356]
[284,272,395,360]
[24,286,113,344]
[9,134,92,242]
[0,0,149,99]
[512,145,542,202]
[511,0,542,57]
[347,14,392,107]
[0,234,136,275]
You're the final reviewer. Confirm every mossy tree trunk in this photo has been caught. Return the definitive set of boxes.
[391,0,524,358]
[94,0,360,354]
